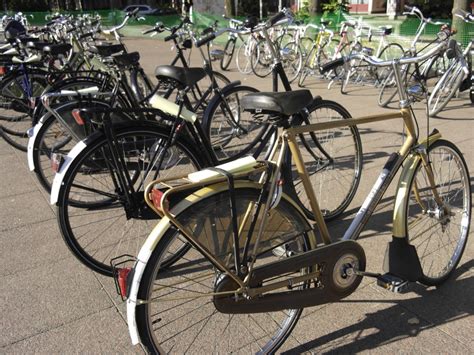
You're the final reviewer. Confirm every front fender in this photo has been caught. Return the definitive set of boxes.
[126,180,315,345]
[392,131,442,238]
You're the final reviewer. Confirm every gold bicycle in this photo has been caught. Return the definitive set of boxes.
[118,28,471,354]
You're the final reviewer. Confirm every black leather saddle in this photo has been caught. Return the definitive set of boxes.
[89,43,125,57]
[43,43,72,56]
[17,37,39,44]
[113,52,140,67]
[380,26,392,35]
[154,65,207,89]
[241,90,313,116]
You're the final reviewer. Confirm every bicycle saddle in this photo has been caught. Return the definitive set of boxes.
[379,26,392,35]
[88,43,125,57]
[17,36,39,44]
[113,51,140,67]
[43,43,72,56]
[241,90,313,116]
[154,65,207,89]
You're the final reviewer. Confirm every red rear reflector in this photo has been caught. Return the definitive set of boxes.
[118,268,131,298]
[72,109,85,125]
[0,66,6,75]
[150,188,165,211]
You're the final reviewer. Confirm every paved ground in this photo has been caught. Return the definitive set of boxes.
[0,38,473,353]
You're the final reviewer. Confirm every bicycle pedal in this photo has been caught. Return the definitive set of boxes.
[376,273,409,293]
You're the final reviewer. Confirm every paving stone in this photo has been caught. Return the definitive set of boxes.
[0,189,55,232]
[0,257,114,346]
[1,307,143,354]
[0,219,71,277]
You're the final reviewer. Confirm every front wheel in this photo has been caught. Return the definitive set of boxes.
[135,187,313,353]
[406,139,471,286]
[428,60,466,116]
[221,38,236,71]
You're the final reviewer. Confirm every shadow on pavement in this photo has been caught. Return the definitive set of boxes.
[283,259,473,354]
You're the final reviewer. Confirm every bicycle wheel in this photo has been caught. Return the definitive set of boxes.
[251,39,273,78]
[285,99,363,221]
[0,72,47,151]
[190,71,231,113]
[130,68,154,102]
[281,41,303,83]
[428,60,466,116]
[202,85,274,163]
[236,41,252,74]
[56,123,205,276]
[378,63,409,107]
[406,139,471,286]
[298,46,316,87]
[221,38,236,71]
[136,187,313,353]
[318,39,343,74]
[376,43,404,84]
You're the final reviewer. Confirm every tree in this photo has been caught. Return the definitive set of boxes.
[309,0,321,14]
[451,0,469,43]
[225,0,234,16]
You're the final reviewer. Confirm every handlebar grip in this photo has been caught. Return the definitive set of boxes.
[404,5,413,12]
[196,33,216,47]
[320,57,345,74]
[143,27,156,35]
[269,11,286,26]
[164,33,178,42]
[129,8,140,17]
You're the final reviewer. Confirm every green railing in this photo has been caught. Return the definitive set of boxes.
[8,10,473,47]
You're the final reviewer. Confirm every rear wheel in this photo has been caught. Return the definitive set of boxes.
[285,99,362,221]
[406,139,471,286]
[0,72,47,151]
[203,85,273,163]
[56,123,204,276]
[136,187,312,353]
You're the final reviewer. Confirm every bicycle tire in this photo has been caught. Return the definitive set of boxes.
[251,39,273,78]
[220,38,236,71]
[0,72,48,151]
[428,60,466,116]
[236,40,252,74]
[56,122,205,276]
[282,41,303,83]
[202,85,274,163]
[405,139,471,286]
[376,43,404,84]
[130,67,154,102]
[298,45,317,87]
[284,99,363,221]
[135,186,313,353]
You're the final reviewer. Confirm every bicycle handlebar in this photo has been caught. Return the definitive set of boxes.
[453,8,474,23]
[321,39,447,74]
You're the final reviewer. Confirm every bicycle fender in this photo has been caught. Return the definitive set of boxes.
[126,181,314,346]
[27,111,56,171]
[392,131,442,238]
[50,139,88,205]
[27,120,44,171]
